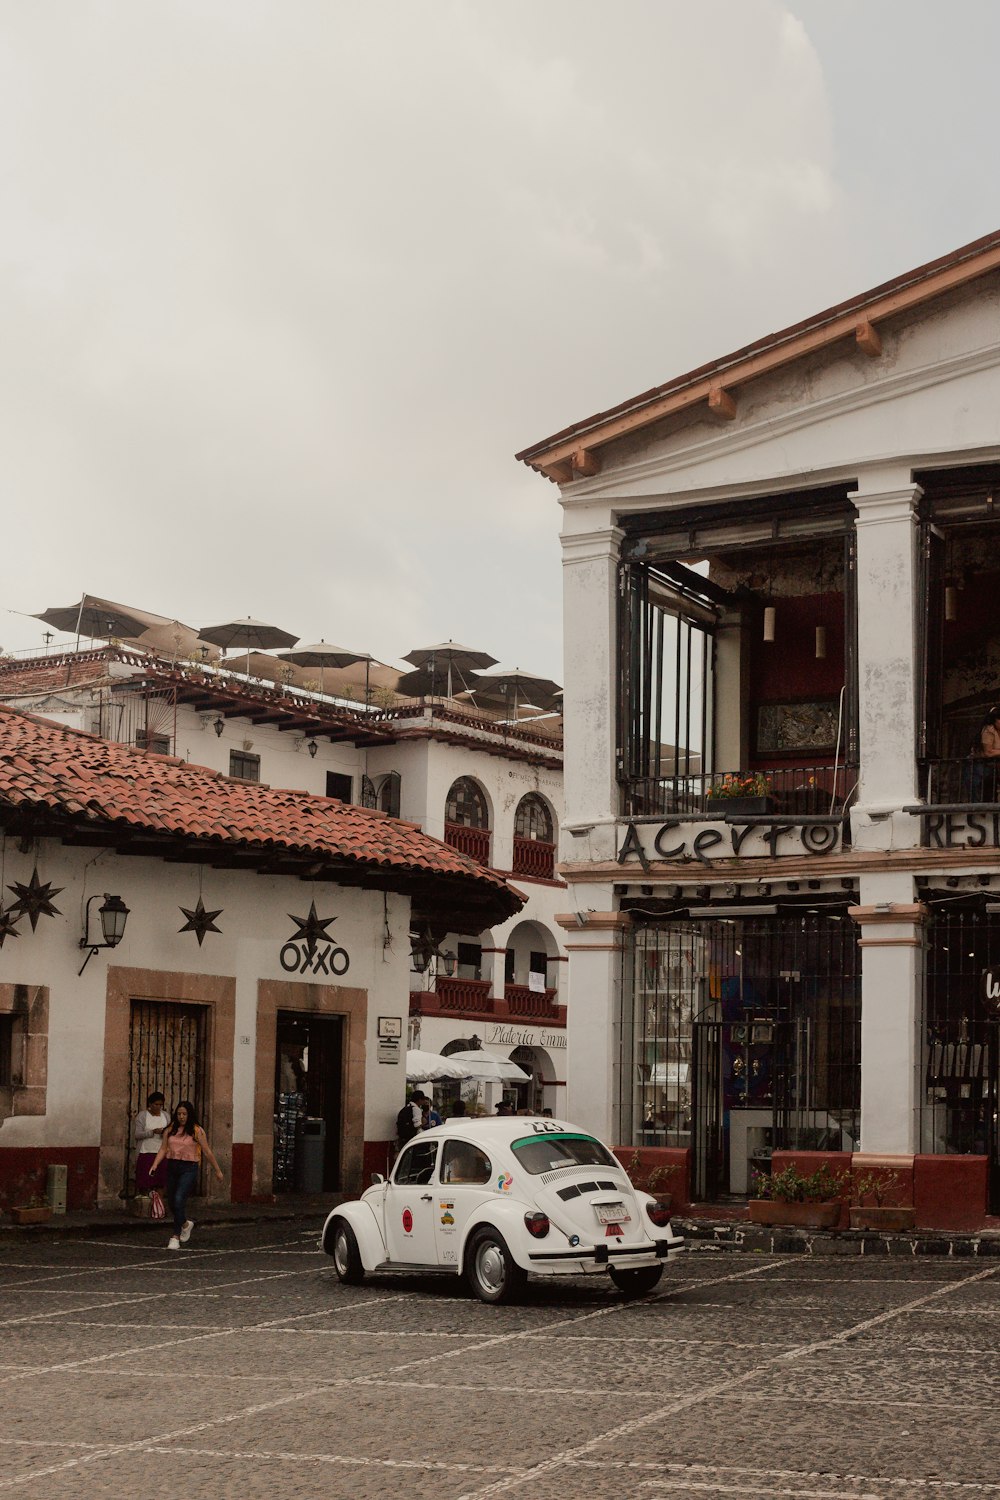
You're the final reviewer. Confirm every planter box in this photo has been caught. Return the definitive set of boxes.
[849,1206,916,1232]
[9,1206,52,1225]
[748,1199,840,1229]
[708,795,772,817]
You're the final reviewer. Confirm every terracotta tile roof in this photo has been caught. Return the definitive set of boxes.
[0,706,522,926]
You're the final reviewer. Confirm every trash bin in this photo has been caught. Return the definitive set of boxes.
[294,1116,326,1192]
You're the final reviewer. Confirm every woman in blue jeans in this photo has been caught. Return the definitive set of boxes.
[149,1100,224,1250]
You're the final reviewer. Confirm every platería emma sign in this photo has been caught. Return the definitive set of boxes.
[616,817,844,869]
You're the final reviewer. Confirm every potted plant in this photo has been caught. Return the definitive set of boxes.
[9,1195,53,1226]
[748,1162,847,1229]
[849,1167,915,1232]
[622,1150,680,1207]
[707,772,773,817]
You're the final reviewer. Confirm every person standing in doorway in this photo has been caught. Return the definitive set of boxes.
[132,1090,168,1196]
[149,1100,224,1251]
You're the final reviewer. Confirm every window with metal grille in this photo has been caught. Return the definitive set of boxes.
[229,750,260,782]
[446,777,488,829]
[514,794,552,841]
[135,729,171,755]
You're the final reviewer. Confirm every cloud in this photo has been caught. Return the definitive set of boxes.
[0,1,847,677]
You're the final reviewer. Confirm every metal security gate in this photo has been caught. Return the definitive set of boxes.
[624,910,860,1201]
[125,1000,208,1196]
[923,900,1000,1213]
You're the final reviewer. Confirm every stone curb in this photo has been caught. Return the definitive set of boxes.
[0,1201,339,1243]
[675,1216,1000,1257]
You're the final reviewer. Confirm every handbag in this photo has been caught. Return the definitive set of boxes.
[150,1189,166,1221]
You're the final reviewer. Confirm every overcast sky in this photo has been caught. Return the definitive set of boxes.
[2,1,997,682]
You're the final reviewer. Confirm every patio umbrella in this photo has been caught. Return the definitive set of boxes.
[35,595,148,646]
[397,665,482,701]
[444,1049,530,1083]
[402,640,498,699]
[466,668,562,717]
[405,1049,474,1084]
[277,641,375,701]
[199,617,299,676]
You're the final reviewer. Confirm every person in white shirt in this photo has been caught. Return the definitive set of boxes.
[133,1090,169,1194]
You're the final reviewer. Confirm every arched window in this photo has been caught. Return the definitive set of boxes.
[378,771,401,819]
[446,777,489,829]
[514,793,553,842]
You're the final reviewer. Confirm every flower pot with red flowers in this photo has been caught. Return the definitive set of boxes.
[707,773,773,818]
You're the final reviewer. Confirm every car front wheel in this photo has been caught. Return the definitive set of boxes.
[328,1218,365,1285]
[609,1264,663,1298]
[466,1227,527,1305]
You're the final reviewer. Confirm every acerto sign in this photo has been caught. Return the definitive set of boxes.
[616,818,843,869]
[984,968,1000,1006]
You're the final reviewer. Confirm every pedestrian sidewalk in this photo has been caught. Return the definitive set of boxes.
[0,1193,342,1242]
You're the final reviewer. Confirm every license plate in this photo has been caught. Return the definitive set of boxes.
[595,1202,630,1225]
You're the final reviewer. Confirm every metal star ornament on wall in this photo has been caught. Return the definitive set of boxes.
[7,867,63,931]
[0,906,21,948]
[178,898,224,947]
[287,901,336,957]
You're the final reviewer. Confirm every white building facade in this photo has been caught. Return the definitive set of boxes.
[520,228,1000,1229]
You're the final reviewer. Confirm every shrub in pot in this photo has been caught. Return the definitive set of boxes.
[849,1167,915,1232]
[622,1150,679,1207]
[748,1163,847,1229]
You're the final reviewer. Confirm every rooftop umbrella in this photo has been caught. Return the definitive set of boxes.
[277,641,374,701]
[397,665,482,701]
[35,595,149,646]
[199,617,299,677]
[443,1049,530,1083]
[405,1049,474,1084]
[402,640,497,699]
[465,668,562,717]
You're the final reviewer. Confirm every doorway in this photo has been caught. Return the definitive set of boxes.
[273,1011,343,1192]
[125,999,207,1197]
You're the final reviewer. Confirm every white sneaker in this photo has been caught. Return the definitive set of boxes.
[179,1220,194,1243]
[167,1236,180,1250]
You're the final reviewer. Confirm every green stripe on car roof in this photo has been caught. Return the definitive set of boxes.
[511,1133,597,1150]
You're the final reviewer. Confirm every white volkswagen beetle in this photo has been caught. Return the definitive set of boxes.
[321,1116,684,1303]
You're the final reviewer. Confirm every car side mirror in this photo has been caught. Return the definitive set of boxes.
[370,1172,386,1186]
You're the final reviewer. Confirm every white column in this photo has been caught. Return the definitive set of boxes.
[852,874,925,1155]
[560,524,624,833]
[556,896,630,1143]
[851,479,923,812]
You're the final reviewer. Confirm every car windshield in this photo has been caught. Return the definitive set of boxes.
[510,1132,619,1175]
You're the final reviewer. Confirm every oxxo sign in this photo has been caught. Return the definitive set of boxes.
[617,817,844,869]
[279,941,350,976]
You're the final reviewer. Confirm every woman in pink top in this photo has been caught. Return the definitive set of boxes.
[150,1100,223,1251]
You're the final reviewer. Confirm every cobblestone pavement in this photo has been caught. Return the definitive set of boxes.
[1,1224,998,1500]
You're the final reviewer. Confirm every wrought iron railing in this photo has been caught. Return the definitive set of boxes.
[511,837,555,879]
[504,984,559,1018]
[622,764,858,820]
[921,757,1000,804]
[444,823,492,864]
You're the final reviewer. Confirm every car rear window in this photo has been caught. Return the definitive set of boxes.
[510,1133,619,1175]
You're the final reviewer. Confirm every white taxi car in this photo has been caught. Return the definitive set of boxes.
[321,1116,684,1303]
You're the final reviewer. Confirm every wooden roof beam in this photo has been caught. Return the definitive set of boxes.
[707,386,737,421]
[855,319,882,357]
[570,448,601,477]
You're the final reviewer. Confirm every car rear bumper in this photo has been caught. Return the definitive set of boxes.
[527,1239,685,1275]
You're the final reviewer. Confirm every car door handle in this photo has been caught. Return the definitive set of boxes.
[420,1193,433,1201]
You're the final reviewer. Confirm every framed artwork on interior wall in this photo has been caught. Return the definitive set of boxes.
[755,698,840,756]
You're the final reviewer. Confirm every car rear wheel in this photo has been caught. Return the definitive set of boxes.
[609,1264,663,1298]
[466,1228,527,1305]
[328,1218,365,1285]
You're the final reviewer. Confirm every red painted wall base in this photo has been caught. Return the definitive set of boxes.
[230,1142,253,1204]
[363,1139,395,1186]
[0,1148,100,1211]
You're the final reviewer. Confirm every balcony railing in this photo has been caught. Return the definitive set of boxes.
[432,976,493,1013]
[921,758,1000,803]
[622,764,858,820]
[444,822,492,865]
[504,984,559,1018]
[511,836,556,880]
